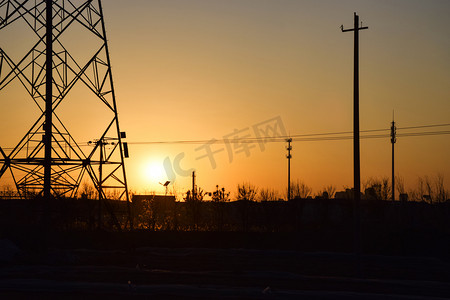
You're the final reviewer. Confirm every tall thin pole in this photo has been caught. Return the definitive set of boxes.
[391,116,396,202]
[286,138,292,200]
[342,13,367,210]
[192,171,196,201]
[342,12,368,275]
[353,13,361,206]
[44,0,53,200]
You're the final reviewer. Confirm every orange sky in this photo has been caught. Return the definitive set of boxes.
[1,0,449,199]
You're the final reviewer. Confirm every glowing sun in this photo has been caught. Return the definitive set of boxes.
[143,161,166,183]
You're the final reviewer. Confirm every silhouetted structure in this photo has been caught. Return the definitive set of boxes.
[341,13,368,267]
[286,138,292,200]
[391,117,397,201]
[0,1,130,225]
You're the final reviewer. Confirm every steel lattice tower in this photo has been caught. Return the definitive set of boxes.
[0,1,130,211]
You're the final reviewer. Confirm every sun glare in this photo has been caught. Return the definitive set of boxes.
[143,161,166,183]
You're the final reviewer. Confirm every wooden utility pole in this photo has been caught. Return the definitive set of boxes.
[341,12,368,212]
[341,12,368,275]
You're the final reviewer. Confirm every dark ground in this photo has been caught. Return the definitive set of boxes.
[0,230,449,299]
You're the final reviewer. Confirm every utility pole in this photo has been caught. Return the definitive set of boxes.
[341,12,368,276]
[391,115,397,202]
[341,12,368,211]
[192,171,196,201]
[286,138,292,200]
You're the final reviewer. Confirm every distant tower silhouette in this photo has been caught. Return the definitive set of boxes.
[0,1,130,213]
[286,138,292,200]
[192,171,196,201]
[391,114,397,202]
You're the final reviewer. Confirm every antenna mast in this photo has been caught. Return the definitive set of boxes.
[391,113,397,202]
[286,138,292,200]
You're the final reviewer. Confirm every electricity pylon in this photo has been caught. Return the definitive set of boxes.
[0,1,130,213]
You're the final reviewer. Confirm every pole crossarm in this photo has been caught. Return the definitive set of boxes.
[341,25,368,32]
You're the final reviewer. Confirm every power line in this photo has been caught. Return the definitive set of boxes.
[398,130,450,138]
[1,124,449,150]
[397,123,450,130]
[102,129,449,145]
[123,128,449,145]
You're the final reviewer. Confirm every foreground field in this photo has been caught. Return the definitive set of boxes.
[1,231,449,299]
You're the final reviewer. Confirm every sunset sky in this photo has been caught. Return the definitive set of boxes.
[1,0,449,199]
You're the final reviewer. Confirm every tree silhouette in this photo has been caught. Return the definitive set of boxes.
[316,185,336,199]
[79,181,96,200]
[364,177,391,201]
[435,174,448,203]
[395,175,406,196]
[236,183,258,201]
[409,174,449,203]
[259,188,279,201]
[212,185,230,202]
[290,180,312,199]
